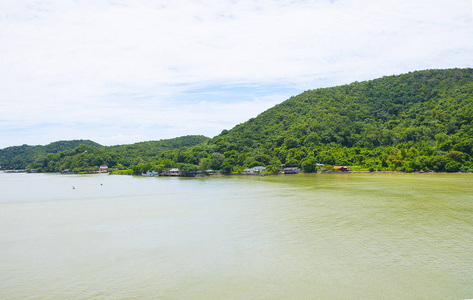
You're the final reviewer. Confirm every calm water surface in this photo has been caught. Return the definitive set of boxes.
[1,173,472,299]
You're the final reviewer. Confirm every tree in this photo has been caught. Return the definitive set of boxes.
[304,132,321,146]
[302,158,317,173]
[180,163,198,173]
[220,161,233,174]
[284,137,299,149]
[266,164,281,173]
[210,153,225,170]
[199,158,211,170]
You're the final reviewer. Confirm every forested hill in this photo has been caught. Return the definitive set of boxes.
[1,68,472,173]
[0,135,209,171]
[208,68,473,172]
[106,135,210,162]
[0,140,101,170]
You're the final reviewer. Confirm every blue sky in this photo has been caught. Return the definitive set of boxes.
[1,0,472,148]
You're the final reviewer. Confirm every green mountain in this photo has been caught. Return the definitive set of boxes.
[207,68,473,172]
[0,136,209,171]
[0,140,101,170]
[1,68,472,173]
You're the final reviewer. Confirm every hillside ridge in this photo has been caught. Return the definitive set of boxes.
[2,68,472,173]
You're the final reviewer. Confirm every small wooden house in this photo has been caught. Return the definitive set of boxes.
[283,167,300,174]
[243,166,266,175]
[333,166,349,172]
[163,168,181,176]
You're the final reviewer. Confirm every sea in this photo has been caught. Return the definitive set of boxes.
[1,172,472,299]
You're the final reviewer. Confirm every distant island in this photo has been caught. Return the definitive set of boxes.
[1,68,472,174]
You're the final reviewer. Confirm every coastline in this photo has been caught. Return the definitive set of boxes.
[3,169,472,177]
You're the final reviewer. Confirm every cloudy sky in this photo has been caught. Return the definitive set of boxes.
[1,0,472,148]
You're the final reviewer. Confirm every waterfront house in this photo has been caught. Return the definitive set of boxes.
[99,165,108,173]
[333,166,349,172]
[282,167,300,174]
[163,168,181,176]
[243,166,266,175]
[252,166,266,173]
[142,170,159,177]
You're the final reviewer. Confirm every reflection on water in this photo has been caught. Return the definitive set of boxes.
[0,173,472,299]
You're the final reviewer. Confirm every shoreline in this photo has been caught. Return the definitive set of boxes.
[2,169,472,176]
[2,171,470,176]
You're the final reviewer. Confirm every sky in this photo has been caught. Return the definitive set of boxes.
[1,0,472,148]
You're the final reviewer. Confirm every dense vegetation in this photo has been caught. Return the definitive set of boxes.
[0,136,209,173]
[1,68,472,173]
[0,140,101,170]
[208,68,473,173]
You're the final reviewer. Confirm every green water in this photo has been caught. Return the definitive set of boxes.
[0,173,472,299]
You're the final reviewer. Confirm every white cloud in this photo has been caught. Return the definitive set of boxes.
[0,0,472,148]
